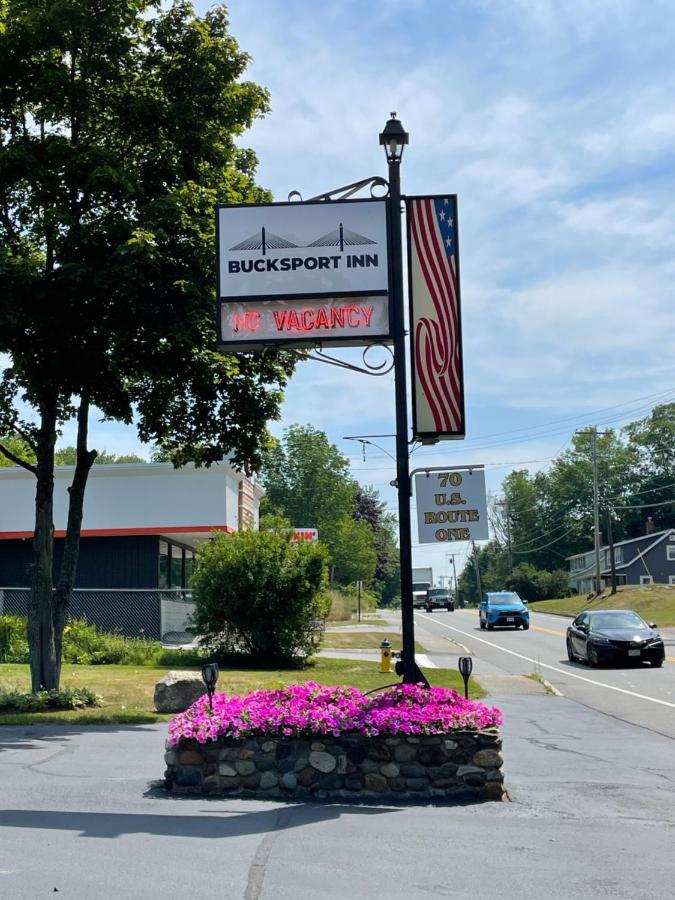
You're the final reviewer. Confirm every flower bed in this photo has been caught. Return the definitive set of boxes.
[165,683,505,802]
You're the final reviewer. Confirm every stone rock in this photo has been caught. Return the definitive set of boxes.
[400,762,426,778]
[178,750,203,766]
[481,782,505,800]
[311,741,326,751]
[418,748,446,766]
[485,768,504,783]
[297,766,318,787]
[280,772,298,791]
[201,775,220,794]
[241,773,261,790]
[309,751,336,773]
[405,778,428,791]
[164,750,178,767]
[457,765,486,779]
[443,739,458,751]
[380,762,400,779]
[260,771,278,790]
[218,748,239,762]
[336,754,348,774]
[277,757,296,774]
[319,773,342,791]
[389,777,406,792]
[220,775,242,791]
[364,773,388,792]
[393,744,417,763]
[345,775,363,790]
[218,763,237,777]
[473,749,503,768]
[294,757,310,772]
[153,671,206,713]
[235,759,256,776]
[367,743,391,761]
[431,777,457,789]
[238,749,255,759]
[174,766,202,787]
[261,741,277,753]
[254,753,277,772]
[360,759,380,774]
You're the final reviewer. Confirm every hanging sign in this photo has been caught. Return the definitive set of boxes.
[406,195,465,441]
[217,199,391,350]
[415,469,488,544]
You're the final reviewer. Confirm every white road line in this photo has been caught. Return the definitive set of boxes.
[415,612,675,710]
[415,653,439,669]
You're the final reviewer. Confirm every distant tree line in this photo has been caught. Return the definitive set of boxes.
[459,403,675,603]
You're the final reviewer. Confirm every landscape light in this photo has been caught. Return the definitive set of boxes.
[201,662,219,711]
[458,656,473,699]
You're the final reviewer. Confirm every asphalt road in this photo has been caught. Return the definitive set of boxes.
[413,608,675,740]
[1,694,674,900]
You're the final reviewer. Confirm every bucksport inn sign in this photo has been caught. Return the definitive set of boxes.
[216,198,391,349]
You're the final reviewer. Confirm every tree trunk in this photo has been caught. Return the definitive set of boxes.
[53,396,97,687]
[28,400,57,691]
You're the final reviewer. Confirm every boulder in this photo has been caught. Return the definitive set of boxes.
[154,670,206,713]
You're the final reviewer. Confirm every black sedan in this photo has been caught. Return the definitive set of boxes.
[567,609,665,667]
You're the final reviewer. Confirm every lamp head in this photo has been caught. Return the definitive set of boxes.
[201,662,219,691]
[458,656,473,678]
[379,112,409,162]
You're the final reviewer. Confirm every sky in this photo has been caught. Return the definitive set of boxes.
[67,0,675,583]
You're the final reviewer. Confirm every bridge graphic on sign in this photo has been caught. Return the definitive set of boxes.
[229,223,376,255]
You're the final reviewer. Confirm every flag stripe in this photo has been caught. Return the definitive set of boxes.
[407,196,464,437]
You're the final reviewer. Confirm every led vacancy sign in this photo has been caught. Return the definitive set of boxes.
[221,296,390,349]
[216,198,391,349]
[415,469,488,544]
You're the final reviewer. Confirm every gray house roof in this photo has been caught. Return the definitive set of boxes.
[567,528,674,577]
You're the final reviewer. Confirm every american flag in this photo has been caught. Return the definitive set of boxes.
[407,195,464,438]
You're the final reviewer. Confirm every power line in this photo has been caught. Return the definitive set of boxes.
[512,527,575,554]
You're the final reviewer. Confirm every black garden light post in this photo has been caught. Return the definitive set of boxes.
[201,662,219,711]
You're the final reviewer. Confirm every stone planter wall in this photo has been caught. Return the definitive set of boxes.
[164,729,504,802]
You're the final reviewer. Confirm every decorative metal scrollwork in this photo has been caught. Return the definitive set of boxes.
[288,176,389,204]
[304,342,394,377]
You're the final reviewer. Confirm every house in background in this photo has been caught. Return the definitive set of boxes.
[567,527,675,595]
[0,461,262,639]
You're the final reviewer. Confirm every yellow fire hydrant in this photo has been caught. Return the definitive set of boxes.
[380,639,393,673]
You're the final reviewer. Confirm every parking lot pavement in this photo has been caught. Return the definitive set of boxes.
[1,691,675,899]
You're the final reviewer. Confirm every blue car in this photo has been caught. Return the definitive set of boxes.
[479,592,529,630]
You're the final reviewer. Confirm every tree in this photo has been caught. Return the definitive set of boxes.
[354,486,400,602]
[191,530,329,664]
[53,447,147,465]
[261,425,378,584]
[0,1,295,690]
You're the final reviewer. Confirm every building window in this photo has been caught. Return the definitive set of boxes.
[614,548,623,564]
[667,545,675,561]
[170,545,184,589]
[639,575,653,585]
[184,549,194,587]
[670,575,675,585]
[159,541,170,589]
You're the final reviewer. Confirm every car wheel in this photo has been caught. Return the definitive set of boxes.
[650,659,664,668]
[567,638,576,662]
[588,645,599,667]
[522,622,530,631]
[425,606,432,613]
[487,623,494,630]
[480,619,486,630]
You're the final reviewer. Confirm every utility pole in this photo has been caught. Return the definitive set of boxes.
[471,540,482,604]
[497,499,513,574]
[448,553,458,592]
[606,506,617,595]
[577,428,610,595]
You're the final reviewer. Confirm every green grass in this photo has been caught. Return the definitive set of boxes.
[0,658,483,725]
[532,584,675,626]
[322,630,424,653]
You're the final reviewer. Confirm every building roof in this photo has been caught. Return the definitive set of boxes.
[568,528,674,577]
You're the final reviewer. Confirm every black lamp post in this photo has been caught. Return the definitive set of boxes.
[458,656,473,699]
[379,114,421,686]
[201,662,219,711]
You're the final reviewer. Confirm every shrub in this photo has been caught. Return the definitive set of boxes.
[0,686,102,712]
[0,614,29,663]
[62,618,164,665]
[191,530,330,664]
[168,682,503,745]
[324,586,379,622]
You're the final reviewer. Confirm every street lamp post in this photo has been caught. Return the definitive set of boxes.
[379,114,423,686]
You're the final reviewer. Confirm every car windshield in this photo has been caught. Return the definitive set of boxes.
[487,593,521,606]
[590,611,647,630]
[428,590,448,598]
